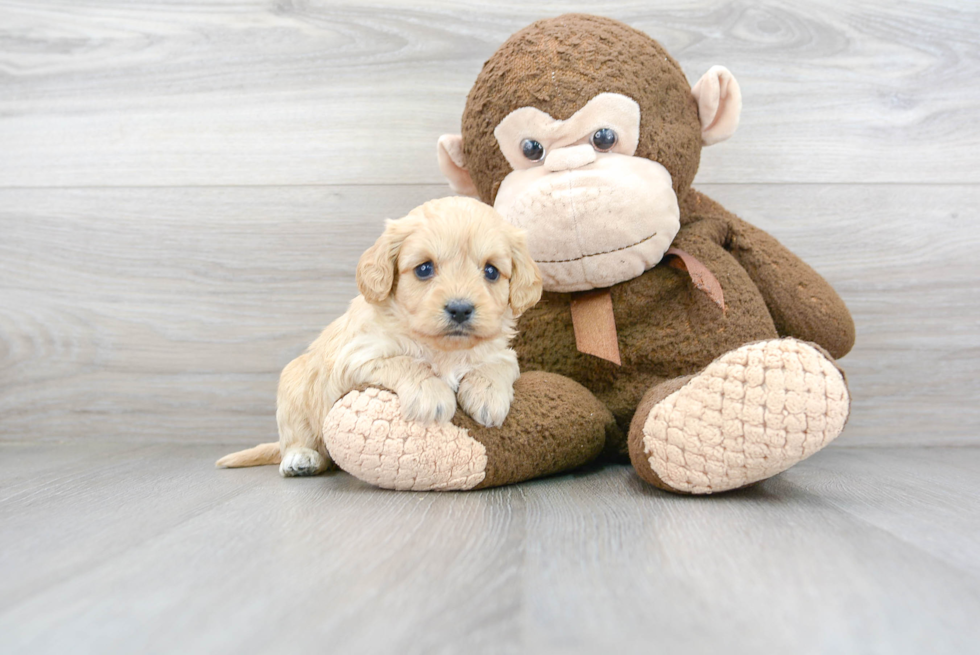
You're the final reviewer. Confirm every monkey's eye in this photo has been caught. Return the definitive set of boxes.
[414,261,435,280]
[484,264,500,282]
[521,139,545,162]
[591,128,617,151]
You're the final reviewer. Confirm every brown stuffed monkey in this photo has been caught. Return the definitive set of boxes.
[320,14,855,494]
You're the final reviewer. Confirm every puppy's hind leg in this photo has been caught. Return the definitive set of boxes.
[278,411,331,477]
[280,448,329,477]
[277,409,331,477]
[277,357,332,477]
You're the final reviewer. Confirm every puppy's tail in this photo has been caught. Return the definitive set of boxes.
[215,442,281,469]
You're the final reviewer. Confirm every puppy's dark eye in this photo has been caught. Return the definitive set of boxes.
[591,128,617,151]
[521,139,545,161]
[414,261,434,280]
[484,264,500,282]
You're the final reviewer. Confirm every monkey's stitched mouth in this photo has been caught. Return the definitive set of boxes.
[537,176,615,197]
[534,231,659,264]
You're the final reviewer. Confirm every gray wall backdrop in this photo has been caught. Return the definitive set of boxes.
[1,0,977,447]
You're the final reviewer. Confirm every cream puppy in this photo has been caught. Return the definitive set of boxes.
[216,197,542,477]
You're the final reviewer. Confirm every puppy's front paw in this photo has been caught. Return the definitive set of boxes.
[458,373,513,428]
[398,377,457,424]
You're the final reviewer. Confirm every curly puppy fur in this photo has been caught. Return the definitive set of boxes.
[216,197,542,477]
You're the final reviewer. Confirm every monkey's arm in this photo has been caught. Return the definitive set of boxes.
[724,216,855,359]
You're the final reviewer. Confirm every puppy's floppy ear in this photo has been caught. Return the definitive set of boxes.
[506,227,543,317]
[357,218,413,304]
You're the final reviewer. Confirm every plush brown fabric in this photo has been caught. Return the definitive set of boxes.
[461,14,702,205]
[517,191,811,443]
[514,196,854,453]
[450,371,614,489]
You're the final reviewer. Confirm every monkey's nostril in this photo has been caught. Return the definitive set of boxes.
[445,300,475,324]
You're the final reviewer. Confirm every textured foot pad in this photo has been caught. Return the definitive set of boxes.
[641,339,849,494]
[324,388,487,491]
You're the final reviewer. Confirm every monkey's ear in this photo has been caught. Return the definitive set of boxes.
[437,134,480,197]
[507,228,543,317]
[691,66,742,146]
[357,219,411,304]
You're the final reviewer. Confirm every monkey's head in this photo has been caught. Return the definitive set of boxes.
[437,14,741,292]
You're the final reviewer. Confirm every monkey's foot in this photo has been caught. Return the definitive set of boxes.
[323,372,612,491]
[628,338,850,495]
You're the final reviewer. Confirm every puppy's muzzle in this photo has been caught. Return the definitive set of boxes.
[445,299,475,326]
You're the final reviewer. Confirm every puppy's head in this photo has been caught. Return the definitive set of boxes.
[357,197,542,351]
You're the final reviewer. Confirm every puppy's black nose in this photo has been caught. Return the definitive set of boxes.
[445,300,475,324]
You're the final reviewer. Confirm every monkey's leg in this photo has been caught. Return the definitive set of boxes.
[627,338,850,494]
[322,371,616,491]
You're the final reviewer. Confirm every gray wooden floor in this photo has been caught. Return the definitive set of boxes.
[2,1,979,653]
[1,444,979,655]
